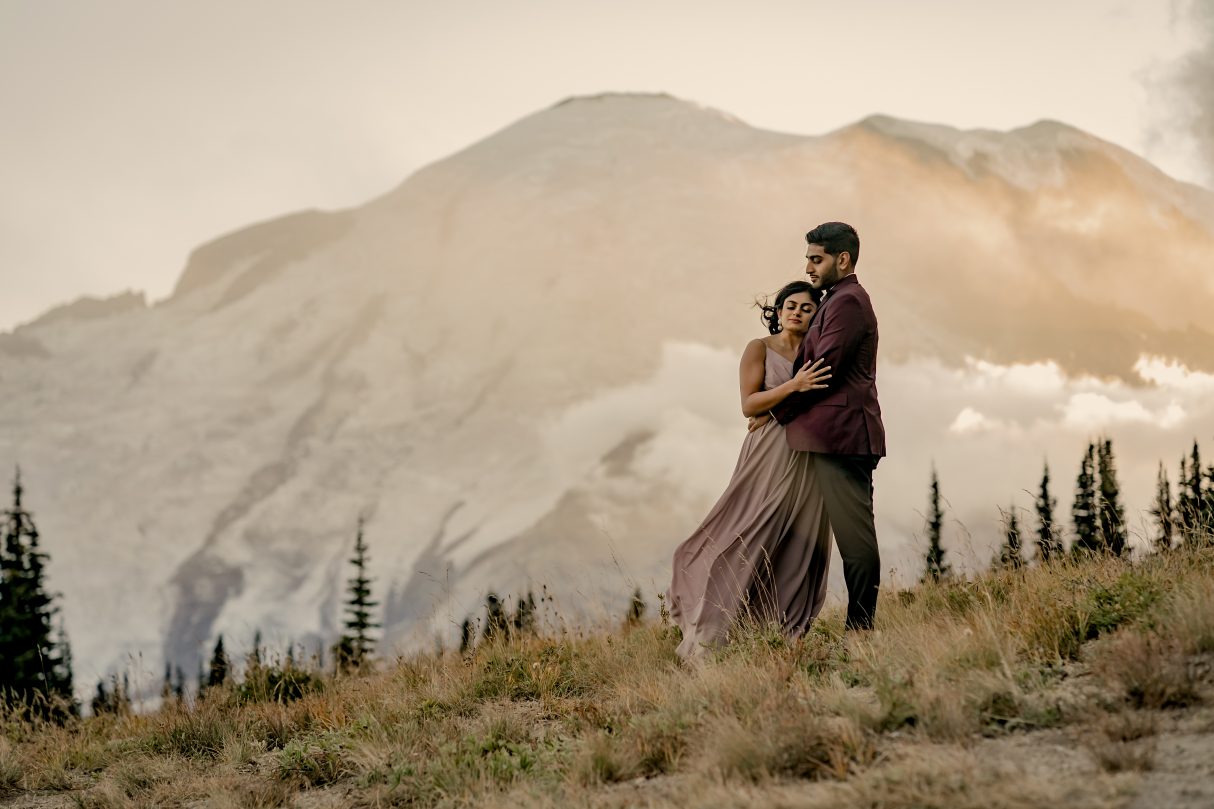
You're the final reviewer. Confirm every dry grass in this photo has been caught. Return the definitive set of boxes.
[1083,710,1159,773]
[4,545,1214,807]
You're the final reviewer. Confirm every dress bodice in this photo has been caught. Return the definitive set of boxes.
[764,345,795,390]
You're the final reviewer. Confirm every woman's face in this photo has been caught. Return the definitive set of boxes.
[778,292,816,335]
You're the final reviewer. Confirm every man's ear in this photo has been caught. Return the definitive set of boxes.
[838,251,852,271]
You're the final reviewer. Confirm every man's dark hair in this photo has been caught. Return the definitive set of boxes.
[805,221,860,266]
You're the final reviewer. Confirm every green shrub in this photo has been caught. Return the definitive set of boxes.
[277,732,352,786]
[237,664,322,705]
[1085,571,1163,639]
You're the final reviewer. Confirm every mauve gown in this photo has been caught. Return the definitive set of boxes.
[667,346,832,660]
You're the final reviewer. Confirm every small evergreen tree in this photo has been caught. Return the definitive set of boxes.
[512,591,537,637]
[459,618,474,654]
[1205,461,1214,534]
[1071,443,1100,555]
[626,587,646,626]
[90,679,108,716]
[248,629,263,670]
[1204,456,1214,532]
[55,618,73,705]
[1096,438,1128,555]
[207,634,229,688]
[336,515,379,670]
[1034,461,1061,563]
[91,673,131,716]
[1191,441,1204,523]
[117,674,131,714]
[997,506,1024,570]
[1177,454,1195,543]
[921,466,950,582]
[1149,461,1175,552]
[481,593,509,643]
[0,468,74,717]
[1186,441,1205,542]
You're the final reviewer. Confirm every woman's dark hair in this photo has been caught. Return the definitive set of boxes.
[756,281,820,335]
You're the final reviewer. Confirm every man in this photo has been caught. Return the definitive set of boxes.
[772,221,885,631]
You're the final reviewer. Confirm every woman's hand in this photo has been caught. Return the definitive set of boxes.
[747,414,772,432]
[789,358,832,393]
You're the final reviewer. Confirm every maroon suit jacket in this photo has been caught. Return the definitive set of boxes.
[773,274,886,457]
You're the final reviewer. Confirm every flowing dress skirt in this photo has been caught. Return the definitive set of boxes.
[667,352,832,660]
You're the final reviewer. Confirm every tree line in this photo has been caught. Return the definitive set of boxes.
[922,436,1214,581]
[0,471,381,721]
[6,434,1209,719]
[0,464,643,721]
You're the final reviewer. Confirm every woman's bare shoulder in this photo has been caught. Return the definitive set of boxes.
[743,337,770,357]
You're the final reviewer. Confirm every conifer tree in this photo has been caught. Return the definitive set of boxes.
[207,634,229,688]
[0,468,74,716]
[459,618,474,654]
[53,618,73,709]
[1177,455,1194,542]
[1034,461,1061,562]
[92,673,130,716]
[512,590,537,637]
[117,674,131,714]
[1149,461,1175,552]
[922,466,950,582]
[998,506,1024,570]
[1096,438,1128,555]
[248,629,263,669]
[161,662,173,702]
[1188,441,1205,540]
[626,587,646,626]
[1205,460,1214,534]
[91,679,111,716]
[337,515,379,670]
[481,592,508,643]
[1071,443,1100,554]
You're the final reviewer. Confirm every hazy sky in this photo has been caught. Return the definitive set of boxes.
[1,0,1208,332]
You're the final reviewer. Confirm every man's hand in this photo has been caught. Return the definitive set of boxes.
[790,358,832,393]
[748,413,773,432]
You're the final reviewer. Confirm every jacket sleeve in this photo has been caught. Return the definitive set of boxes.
[772,293,867,424]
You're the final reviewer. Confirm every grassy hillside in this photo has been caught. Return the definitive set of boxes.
[5,546,1214,808]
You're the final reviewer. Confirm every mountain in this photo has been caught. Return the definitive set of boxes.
[4,93,1213,689]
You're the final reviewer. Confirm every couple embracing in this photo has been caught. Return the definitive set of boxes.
[668,222,885,660]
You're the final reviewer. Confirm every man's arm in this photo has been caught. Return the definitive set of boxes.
[772,293,867,424]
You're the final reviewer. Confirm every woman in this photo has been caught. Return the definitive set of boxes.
[667,281,834,660]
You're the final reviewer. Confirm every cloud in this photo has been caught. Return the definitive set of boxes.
[1134,355,1214,393]
[949,407,1009,435]
[1061,392,1186,429]
[1150,0,1214,185]
[962,358,1068,394]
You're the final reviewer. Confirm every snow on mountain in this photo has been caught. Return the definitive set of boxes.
[3,93,1213,693]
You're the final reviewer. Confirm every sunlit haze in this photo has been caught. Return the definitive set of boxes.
[0,0,1207,331]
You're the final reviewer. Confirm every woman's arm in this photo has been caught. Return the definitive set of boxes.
[739,340,831,418]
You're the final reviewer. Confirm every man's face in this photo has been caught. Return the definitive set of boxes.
[805,243,848,289]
